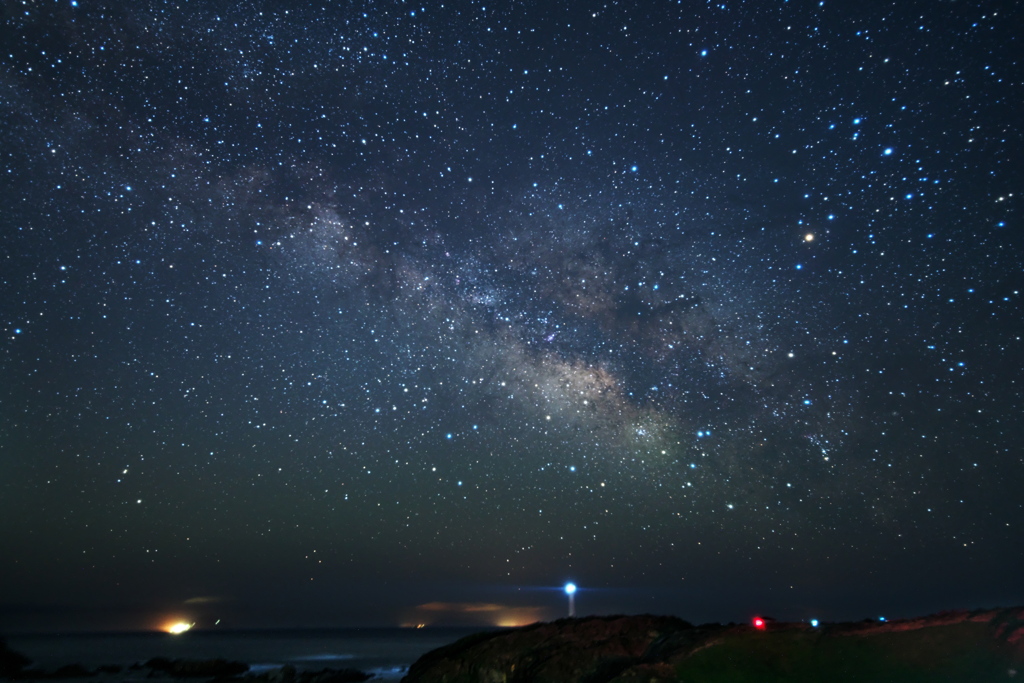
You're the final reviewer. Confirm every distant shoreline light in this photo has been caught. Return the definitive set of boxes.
[166,622,193,634]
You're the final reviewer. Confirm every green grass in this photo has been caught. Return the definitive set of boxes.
[671,623,1016,683]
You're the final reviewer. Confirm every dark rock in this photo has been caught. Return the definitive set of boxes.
[265,665,295,683]
[247,666,371,683]
[144,658,173,671]
[47,664,92,679]
[304,669,372,683]
[403,614,688,683]
[144,657,249,678]
[0,638,32,677]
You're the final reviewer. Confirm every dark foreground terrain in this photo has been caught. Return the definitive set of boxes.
[402,608,1024,682]
[0,643,371,683]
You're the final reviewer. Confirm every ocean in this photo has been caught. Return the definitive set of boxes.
[5,628,488,681]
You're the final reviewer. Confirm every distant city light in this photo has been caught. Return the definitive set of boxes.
[166,622,192,634]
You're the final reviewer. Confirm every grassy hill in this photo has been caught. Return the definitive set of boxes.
[402,608,1024,682]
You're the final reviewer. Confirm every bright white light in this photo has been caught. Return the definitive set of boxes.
[810,618,819,627]
[564,583,576,595]
[167,622,192,634]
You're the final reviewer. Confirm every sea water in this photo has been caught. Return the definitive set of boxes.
[6,628,486,681]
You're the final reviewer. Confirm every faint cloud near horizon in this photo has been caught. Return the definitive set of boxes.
[416,602,503,613]
[183,596,230,605]
[408,602,548,627]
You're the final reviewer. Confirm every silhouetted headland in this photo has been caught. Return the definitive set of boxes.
[402,607,1024,682]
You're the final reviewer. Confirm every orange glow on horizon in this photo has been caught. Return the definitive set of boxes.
[493,607,546,628]
[494,617,537,628]
[403,603,545,628]
[162,620,193,634]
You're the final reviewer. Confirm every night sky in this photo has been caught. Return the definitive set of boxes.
[2,0,1022,633]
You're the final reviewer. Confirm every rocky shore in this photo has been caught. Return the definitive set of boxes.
[401,607,1024,682]
[0,640,372,683]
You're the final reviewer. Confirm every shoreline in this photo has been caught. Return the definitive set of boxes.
[2,658,393,683]
[2,628,492,683]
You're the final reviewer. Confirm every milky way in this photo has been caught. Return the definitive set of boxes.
[1,1,1021,629]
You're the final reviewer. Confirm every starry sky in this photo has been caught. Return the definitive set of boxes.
[1,0,1022,633]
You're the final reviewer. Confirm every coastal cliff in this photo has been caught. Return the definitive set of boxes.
[402,608,1024,682]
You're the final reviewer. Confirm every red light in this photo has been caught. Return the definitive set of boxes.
[753,617,766,630]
